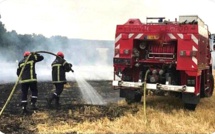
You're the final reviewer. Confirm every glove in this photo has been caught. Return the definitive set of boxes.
[68,63,74,72]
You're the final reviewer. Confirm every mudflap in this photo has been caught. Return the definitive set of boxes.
[120,89,142,104]
[182,93,200,111]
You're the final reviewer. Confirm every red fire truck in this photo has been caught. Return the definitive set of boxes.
[112,15,214,110]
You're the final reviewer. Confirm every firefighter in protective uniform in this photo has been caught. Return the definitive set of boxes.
[47,51,73,108]
[17,51,44,114]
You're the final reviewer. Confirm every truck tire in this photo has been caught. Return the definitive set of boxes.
[125,90,142,104]
[201,74,214,97]
[125,97,133,104]
[182,93,200,111]
[207,74,214,97]
[184,103,197,111]
[134,91,142,102]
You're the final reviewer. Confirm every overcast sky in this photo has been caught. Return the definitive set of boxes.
[0,0,215,40]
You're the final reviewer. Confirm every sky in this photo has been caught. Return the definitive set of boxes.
[0,0,215,40]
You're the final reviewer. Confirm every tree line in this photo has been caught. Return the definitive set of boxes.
[0,18,114,65]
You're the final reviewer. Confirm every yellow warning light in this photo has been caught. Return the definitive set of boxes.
[147,35,160,39]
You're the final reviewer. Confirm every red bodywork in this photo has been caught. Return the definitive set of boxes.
[113,16,213,99]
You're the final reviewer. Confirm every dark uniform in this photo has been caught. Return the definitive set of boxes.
[17,52,44,113]
[47,55,73,108]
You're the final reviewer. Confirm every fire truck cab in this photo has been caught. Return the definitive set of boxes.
[112,15,214,110]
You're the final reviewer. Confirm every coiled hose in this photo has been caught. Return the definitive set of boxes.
[143,69,150,124]
[0,51,60,116]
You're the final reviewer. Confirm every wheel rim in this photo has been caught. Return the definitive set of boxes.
[205,75,214,96]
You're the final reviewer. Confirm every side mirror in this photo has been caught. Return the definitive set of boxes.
[209,34,211,39]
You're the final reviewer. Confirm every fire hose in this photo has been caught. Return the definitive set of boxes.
[143,69,150,124]
[0,51,73,116]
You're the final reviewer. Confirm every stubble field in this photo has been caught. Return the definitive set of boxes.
[0,79,215,133]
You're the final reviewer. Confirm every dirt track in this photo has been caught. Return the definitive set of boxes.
[0,80,133,133]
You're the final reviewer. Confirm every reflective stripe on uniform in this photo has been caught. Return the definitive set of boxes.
[20,60,34,68]
[52,64,62,67]
[52,64,62,81]
[20,79,37,83]
[52,80,66,83]
[31,96,38,98]
[34,55,38,60]
[20,60,36,83]
[63,61,67,66]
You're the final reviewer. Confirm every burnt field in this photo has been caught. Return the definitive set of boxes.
[0,80,130,133]
[0,80,215,133]
[0,81,120,113]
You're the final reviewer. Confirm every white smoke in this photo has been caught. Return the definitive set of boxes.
[0,39,114,84]
[0,61,18,84]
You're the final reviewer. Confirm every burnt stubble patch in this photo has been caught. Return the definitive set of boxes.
[0,81,132,133]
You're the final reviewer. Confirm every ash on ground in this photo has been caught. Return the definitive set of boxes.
[0,81,135,134]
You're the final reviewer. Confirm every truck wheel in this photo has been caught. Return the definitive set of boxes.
[201,74,214,97]
[134,91,142,102]
[206,74,214,97]
[134,93,142,102]
[125,97,133,104]
[125,90,142,104]
[184,103,197,111]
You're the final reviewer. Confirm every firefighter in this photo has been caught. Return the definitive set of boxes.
[47,51,73,109]
[17,51,44,114]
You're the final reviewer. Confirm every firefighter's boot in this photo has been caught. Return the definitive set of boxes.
[47,98,52,108]
[31,97,38,110]
[55,97,61,109]
[46,94,55,108]
[30,102,38,110]
[21,102,30,115]
[21,107,30,115]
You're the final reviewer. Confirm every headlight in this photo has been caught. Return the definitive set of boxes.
[124,49,130,54]
[114,58,131,65]
[187,79,195,85]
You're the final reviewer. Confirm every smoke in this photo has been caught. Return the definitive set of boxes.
[0,36,114,84]
[0,61,18,84]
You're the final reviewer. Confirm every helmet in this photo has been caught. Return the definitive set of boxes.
[57,51,64,58]
[23,51,30,57]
